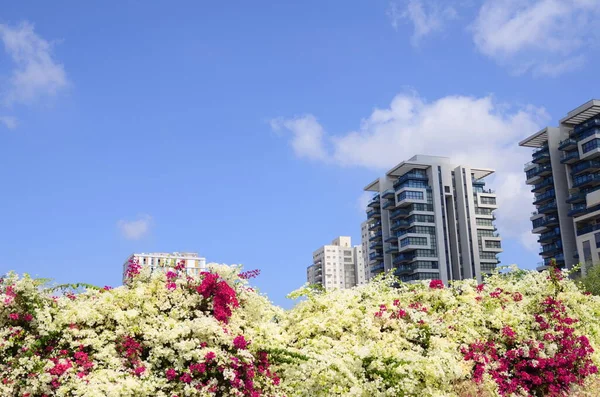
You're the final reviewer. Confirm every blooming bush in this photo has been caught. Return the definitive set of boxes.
[0,262,283,396]
[2,263,600,396]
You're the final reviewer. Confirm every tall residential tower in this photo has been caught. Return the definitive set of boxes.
[306,236,366,290]
[520,99,600,271]
[362,155,501,284]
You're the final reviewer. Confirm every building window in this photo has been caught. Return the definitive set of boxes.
[595,232,600,249]
[582,139,600,153]
[485,240,502,249]
[398,191,424,201]
[480,196,496,205]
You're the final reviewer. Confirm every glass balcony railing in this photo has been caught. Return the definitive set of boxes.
[568,203,587,217]
[368,231,382,241]
[532,216,559,229]
[392,253,416,265]
[370,262,385,272]
[368,221,382,231]
[390,220,411,230]
[367,209,381,218]
[382,189,395,199]
[385,244,399,254]
[369,252,383,261]
[571,160,600,176]
[368,194,380,207]
[538,201,558,214]
[576,223,600,236]
[531,177,554,193]
[566,191,586,204]
[558,137,577,151]
[560,151,580,164]
[390,208,410,219]
[574,118,600,135]
[382,200,395,210]
[573,173,600,188]
[533,189,555,205]
[538,229,561,243]
[526,164,552,180]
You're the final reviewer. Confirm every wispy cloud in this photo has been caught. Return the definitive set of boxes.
[117,215,153,240]
[471,0,600,76]
[0,116,17,130]
[270,115,328,161]
[387,0,458,46]
[272,92,549,251]
[0,21,68,105]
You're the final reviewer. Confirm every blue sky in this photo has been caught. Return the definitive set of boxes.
[1,1,599,308]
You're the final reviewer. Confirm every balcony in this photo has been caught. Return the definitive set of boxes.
[571,160,600,176]
[576,223,600,236]
[385,234,400,243]
[472,179,485,187]
[532,145,550,163]
[538,201,558,214]
[382,200,396,210]
[540,243,563,258]
[368,231,382,242]
[370,262,384,273]
[560,151,580,164]
[367,194,380,208]
[368,221,382,231]
[574,118,600,135]
[526,164,552,182]
[396,172,428,185]
[531,177,554,193]
[367,209,381,219]
[369,252,383,261]
[566,191,586,204]
[533,190,555,206]
[385,244,399,254]
[369,240,383,250]
[573,173,600,188]
[392,253,416,265]
[558,137,577,151]
[382,189,395,199]
[532,216,559,233]
[568,203,587,217]
[538,229,561,244]
[390,220,411,231]
[390,208,410,219]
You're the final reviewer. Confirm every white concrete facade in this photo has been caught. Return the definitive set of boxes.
[122,252,207,283]
[363,155,501,284]
[306,236,366,290]
[520,100,600,273]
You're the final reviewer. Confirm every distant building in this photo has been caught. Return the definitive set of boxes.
[122,252,207,283]
[519,99,600,272]
[306,236,366,290]
[362,155,501,284]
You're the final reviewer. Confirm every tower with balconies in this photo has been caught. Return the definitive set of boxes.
[362,155,501,284]
[306,236,365,290]
[520,100,600,272]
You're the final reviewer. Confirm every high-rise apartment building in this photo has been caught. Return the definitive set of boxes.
[362,155,501,284]
[520,99,600,271]
[306,236,366,290]
[122,252,207,283]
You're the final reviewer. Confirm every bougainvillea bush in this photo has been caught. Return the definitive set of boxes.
[2,262,600,396]
[0,261,284,397]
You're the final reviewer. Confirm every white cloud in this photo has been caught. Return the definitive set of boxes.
[0,21,68,105]
[0,116,17,129]
[117,215,152,240]
[272,92,550,250]
[270,115,328,161]
[387,0,458,46]
[471,0,600,76]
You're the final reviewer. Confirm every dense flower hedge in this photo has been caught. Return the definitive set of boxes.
[2,261,600,396]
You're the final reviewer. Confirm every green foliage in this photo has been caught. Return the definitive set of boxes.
[578,263,600,296]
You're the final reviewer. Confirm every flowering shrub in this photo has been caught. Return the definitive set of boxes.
[1,264,600,396]
[0,264,283,396]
